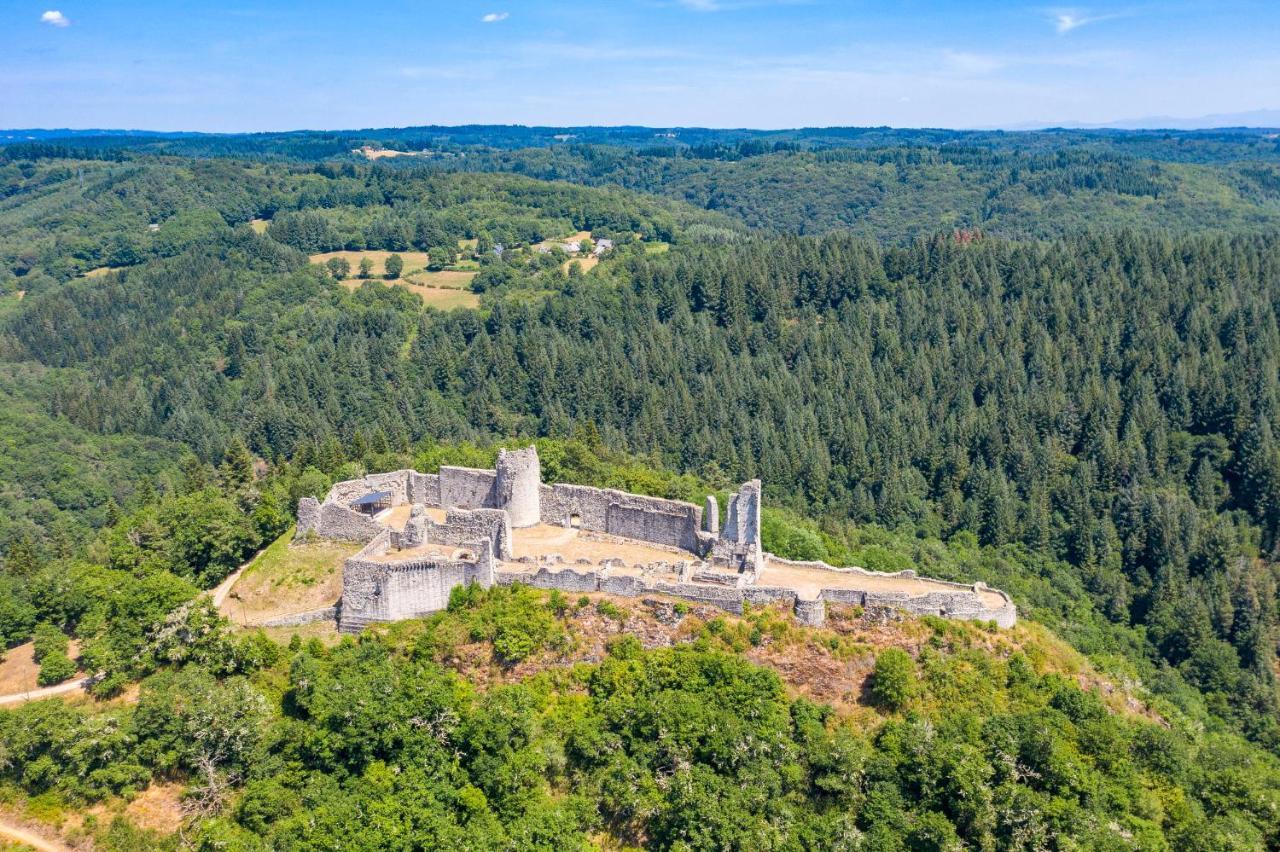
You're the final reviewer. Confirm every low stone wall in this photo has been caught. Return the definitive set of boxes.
[254,607,338,628]
[297,501,383,542]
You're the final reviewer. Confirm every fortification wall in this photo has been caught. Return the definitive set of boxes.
[408,472,440,506]
[339,529,495,632]
[296,497,321,537]
[439,466,497,510]
[542,484,703,551]
[606,504,698,552]
[306,502,383,542]
[495,446,541,527]
[431,508,513,561]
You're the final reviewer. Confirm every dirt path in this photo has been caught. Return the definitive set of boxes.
[0,816,69,851]
[0,677,90,707]
[210,545,268,608]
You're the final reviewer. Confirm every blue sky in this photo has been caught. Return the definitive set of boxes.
[1,1,1277,131]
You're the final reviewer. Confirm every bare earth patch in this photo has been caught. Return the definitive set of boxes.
[248,218,270,234]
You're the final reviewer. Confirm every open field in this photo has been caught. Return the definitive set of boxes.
[338,278,479,309]
[248,218,270,234]
[564,255,600,274]
[81,265,118,278]
[219,529,361,625]
[532,230,593,252]
[309,249,431,276]
[403,268,477,288]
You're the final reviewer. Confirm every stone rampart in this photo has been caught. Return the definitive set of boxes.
[439,466,498,510]
[303,450,1015,632]
[409,472,440,506]
[306,501,383,542]
[431,508,513,561]
[495,446,541,527]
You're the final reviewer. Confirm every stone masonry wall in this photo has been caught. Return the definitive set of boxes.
[408,472,440,506]
[606,504,699,552]
[439,466,498,510]
[312,502,384,542]
[494,446,541,527]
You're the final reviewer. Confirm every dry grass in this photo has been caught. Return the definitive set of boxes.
[248,218,270,234]
[80,266,117,279]
[219,529,360,625]
[563,256,600,275]
[122,783,185,835]
[339,278,479,310]
[402,269,477,289]
[309,250,431,277]
[532,230,594,253]
[0,641,82,695]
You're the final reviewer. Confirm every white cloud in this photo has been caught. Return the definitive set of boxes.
[1051,8,1123,34]
[481,12,509,23]
[40,10,70,27]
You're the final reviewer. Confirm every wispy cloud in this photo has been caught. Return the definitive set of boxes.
[481,12,509,23]
[1051,8,1125,33]
[678,0,722,9]
[40,10,70,27]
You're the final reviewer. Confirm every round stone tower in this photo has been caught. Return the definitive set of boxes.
[495,445,541,528]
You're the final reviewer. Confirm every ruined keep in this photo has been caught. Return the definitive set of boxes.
[296,446,1017,632]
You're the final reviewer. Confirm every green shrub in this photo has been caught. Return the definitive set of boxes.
[871,648,918,711]
[32,622,69,663]
[37,650,77,686]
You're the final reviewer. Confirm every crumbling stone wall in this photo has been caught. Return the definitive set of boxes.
[722,480,761,545]
[296,497,321,537]
[439,466,498,510]
[542,483,704,552]
[495,446,541,527]
[606,504,698,552]
[300,501,383,542]
[430,508,513,561]
[409,472,440,506]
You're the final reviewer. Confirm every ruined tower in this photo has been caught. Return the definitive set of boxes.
[494,445,542,528]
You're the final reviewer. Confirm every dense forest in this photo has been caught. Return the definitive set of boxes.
[2,129,1280,847]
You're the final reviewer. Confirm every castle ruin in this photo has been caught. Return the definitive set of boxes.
[296,446,1017,632]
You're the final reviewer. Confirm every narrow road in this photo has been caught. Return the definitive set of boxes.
[0,677,89,707]
[0,817,68,851]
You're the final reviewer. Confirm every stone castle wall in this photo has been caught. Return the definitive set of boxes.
[495,447,541,528]
[439,466,498,510]
[339,532,496,632]
[300,448,1015,633]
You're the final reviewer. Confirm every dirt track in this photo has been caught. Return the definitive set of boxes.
[0,817,68,851]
